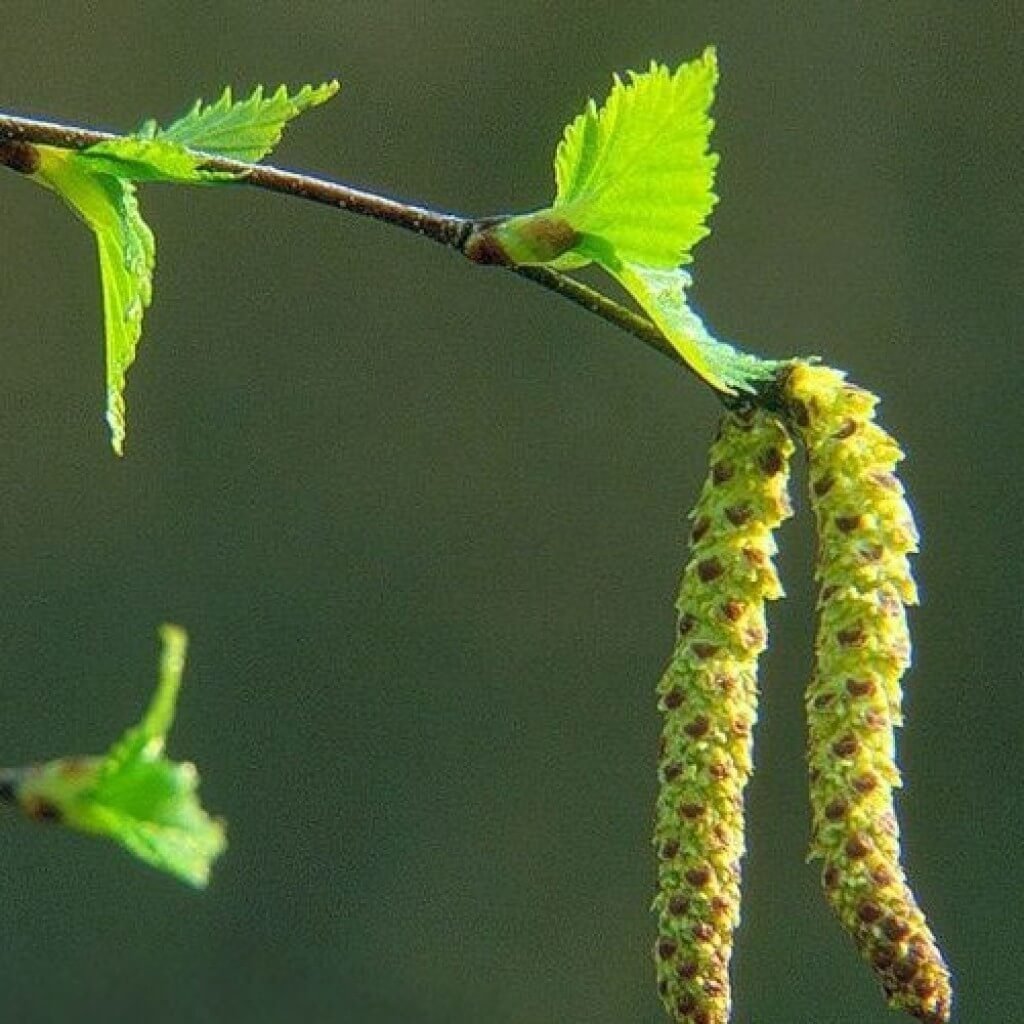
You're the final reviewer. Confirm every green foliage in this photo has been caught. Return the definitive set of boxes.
[33,145,154,455]
[145,81,340,162]
[23,81,339,454]
[5,625,225,887]
[75,136,234,184]
[551,49,719,269]
[467,49,778,393]
[0,49,954,1024]
[612,264,781,394]
[77,81,340,184]
[480,49,719,273]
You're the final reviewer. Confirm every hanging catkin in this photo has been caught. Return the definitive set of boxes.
[653,408,793,1024]
[785,362,952,1023]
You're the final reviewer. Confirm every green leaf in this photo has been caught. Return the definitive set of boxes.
[477,51,719,272]
[28,82,337,451]
[610,264,781,392]
[4,625,226,888]
[144,80,340,162]
[552,47,719,269]
[463,48,776,393]
[75,81,340,185]
[75,136,236,184]
[102,624,189,773]
[72,81,340,186]
[32,145,154,455]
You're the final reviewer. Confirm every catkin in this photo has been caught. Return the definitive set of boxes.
[785,362,952,1024]
[653,408,793,1024]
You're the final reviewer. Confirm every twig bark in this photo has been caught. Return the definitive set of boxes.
[0,110,726,392]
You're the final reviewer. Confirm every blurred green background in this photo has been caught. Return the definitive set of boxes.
[1,3,1020,1022]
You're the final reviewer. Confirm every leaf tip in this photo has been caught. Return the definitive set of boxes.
[106,395,127,457]
[159,622,188,651]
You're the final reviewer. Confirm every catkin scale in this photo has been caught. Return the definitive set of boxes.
[786,363,952,1024]
[654,409,793,1024]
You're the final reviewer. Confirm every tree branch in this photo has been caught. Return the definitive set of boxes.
[0,110,715,390]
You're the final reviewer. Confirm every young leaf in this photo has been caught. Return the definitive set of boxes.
[478,48,719,272]
[75,136,236,184]
[24,81,338,451]
[612,264,781,393]
[0,625,226,888]
[32,145,154,455]
[463,49,769,393]
[552,48,719,269]
[145,81,340,162]
[76,81,341,185]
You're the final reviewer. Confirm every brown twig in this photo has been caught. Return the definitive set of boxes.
[0,110,739,393]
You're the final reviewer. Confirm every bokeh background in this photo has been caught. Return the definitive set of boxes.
[1,3,1020,1022]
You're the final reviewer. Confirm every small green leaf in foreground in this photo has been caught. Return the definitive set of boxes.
[0,625,226,887]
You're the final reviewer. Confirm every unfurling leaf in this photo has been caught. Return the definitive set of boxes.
[21,80,339,452]
[32,145,155,455]
[1,625,226,887]
[473,48,719,273]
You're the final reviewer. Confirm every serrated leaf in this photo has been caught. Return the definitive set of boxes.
[612,263,781,392]
[552,48,719,269]
[77,80,340,184]
[5,625,226,888]
[465,48,779,393]
[33,145,154,455]
[76,136,236,184]
[72,80,340,186]
[147,80,340,162]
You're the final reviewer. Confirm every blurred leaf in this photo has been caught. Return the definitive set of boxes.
[5,625,226,888]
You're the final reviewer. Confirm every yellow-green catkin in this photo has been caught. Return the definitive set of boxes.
[785,362,952,1024]
[653,408,793,1024]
